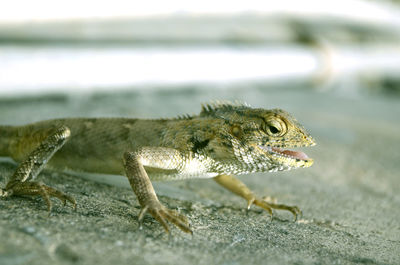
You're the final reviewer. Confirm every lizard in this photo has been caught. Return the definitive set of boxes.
[0,102,315,234]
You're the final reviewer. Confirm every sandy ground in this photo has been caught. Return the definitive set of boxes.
[0,87,399,265]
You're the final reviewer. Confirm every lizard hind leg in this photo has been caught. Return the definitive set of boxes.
[0,126,76,212]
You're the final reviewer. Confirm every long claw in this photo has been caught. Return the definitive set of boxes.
[138,205,149,222]
[4,181,76,212]
[164,209,192,234]
[153,211,170,234]
[254,198,301,222]
[139,201,192,234]
[253,199,273,216]
[246,198,255,210]
[38,185,52,213]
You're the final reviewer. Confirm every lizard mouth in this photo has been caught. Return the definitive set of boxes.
[259,146,311,161]
[270,147,310,160]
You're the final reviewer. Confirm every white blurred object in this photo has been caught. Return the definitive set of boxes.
[0,46,318,95]
[1,0,400,27]
[0,44,399,95]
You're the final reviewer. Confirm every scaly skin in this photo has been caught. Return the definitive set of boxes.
[0,102,315,234]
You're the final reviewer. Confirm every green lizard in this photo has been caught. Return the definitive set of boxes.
[0,102,315,234]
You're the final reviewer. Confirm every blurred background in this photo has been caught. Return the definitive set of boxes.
[1,0,400,98]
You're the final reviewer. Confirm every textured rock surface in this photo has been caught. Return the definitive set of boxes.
[1,88,399,265]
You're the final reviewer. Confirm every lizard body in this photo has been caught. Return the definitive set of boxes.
[0,102,315,233]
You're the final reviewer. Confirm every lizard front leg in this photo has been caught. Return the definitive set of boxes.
[0,126,76,212]
[123,149,192,234]
[214,174,301,221]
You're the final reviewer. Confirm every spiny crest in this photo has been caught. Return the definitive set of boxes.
[200,100,251,117]
[175,114,194,120]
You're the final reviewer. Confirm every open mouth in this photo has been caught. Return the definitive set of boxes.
[260,146,310,161]
[271,147,310,160]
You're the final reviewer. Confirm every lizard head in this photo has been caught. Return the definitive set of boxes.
[200,102,316,174]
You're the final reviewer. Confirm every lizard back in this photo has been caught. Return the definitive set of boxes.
[1,118,168,175]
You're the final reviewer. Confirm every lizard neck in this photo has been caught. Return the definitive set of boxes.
[162,117,221,152]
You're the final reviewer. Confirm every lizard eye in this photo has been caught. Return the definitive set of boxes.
[269,125,279,134]
[264,118,287,137]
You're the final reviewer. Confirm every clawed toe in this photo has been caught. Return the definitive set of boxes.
[4,181,76,212]
[56,193,76,210]
[163,209,192,234]
[252,199,273,216]
[154,208,192,234]
[270,204,302,221]
[253,198,301,221]
[38,184,77,211]
[141,202,192,234]
[288,206,302,221]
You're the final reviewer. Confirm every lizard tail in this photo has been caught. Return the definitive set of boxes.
[0,125,14,156]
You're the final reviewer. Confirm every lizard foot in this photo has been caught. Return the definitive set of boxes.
[2,181,76,212]
[138,200,192,234]
[249,197,302,221]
